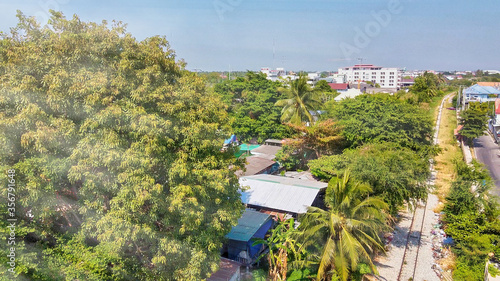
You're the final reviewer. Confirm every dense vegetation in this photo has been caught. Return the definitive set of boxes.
[0,12,244,280]
[459,101,490,145]
[309,143,430,215]
[324,93,436,156]
[213,72,294,143]
[443,161,500,281]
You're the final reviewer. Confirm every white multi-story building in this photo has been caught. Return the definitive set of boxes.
[261,67,286,82]
[338,64,401,88]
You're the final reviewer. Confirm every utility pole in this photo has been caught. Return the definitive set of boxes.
[273,38,276,70]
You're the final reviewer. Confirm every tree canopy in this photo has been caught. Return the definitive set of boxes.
[459,101,489,145]
[410,72,445,102]
[308,143,430,215]
[213,72,293,143]
[0,11,243,280]
[325,93,435,156]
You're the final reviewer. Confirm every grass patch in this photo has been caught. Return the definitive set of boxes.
[433,93,463,201]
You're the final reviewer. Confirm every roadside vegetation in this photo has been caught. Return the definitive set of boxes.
[443,161,500,281]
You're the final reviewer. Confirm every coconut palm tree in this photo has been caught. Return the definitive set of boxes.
[275,75,322,125]
[298,171,388,281]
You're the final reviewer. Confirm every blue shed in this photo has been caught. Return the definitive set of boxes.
[225,209,273,265]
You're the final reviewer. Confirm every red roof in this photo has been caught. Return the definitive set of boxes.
[328,83,349,90]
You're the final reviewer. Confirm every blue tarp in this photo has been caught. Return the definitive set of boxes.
[224,134,238,145]
[443,237,454,245]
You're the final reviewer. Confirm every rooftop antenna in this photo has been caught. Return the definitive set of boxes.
[357,57,364,65]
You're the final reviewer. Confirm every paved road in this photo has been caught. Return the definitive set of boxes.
[474,135,500,196]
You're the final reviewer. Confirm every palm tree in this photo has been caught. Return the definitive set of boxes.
[275,75,322,125]
[298,171,388,281]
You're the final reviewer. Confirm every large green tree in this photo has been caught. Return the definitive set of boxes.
[0,11,243,280]
[325,93,436,156]
[298,171,388,281]
[308,143,430,215]
[459,101,489,145]
[275,76,322,125]
[410,72,444,102]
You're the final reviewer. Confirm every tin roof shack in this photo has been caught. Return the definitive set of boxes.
[236,141,283,177]
[239,175,328,216]
[237,157,279,177]
[207,258,242,281]
[224,209,273,265]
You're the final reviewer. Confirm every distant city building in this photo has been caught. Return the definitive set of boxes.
[401,70,429,78]
[260,67,286,82]
[338,64,401,88]
[400,78,415,88]
[485,70,500,75]
[307,72,320,85]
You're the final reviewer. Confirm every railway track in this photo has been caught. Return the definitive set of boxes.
[394,94,453,281]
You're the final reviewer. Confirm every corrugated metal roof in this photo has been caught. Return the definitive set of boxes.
[334,88,363,101]
[328,83,349,90]
[207,258,241,281]
[239,156,276,176]
[477,82,500,88]
[225,209,272,242]
[464,84,500,95]
[239,175,327,214]
[250,145,281,159]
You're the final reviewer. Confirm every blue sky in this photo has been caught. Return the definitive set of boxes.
[1,0,499,72]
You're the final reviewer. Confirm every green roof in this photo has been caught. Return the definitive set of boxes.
[239,144,260,151]
[225,209,271,242]
[234,144,261,158]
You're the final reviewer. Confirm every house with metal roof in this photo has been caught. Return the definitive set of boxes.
[463,84,500,103]
[224,209,273,265]
[334,88,363,102]
[236,156,279,177]
[207,258,242,281]
[239,174,328,215]
[328,83,350,91]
